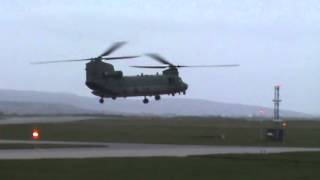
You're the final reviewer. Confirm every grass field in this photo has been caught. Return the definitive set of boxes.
[0,152,319,180]
[0,116,319,180]
[0,116,319,147]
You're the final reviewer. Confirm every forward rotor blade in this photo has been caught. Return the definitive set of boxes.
[102,55,140,60]
[31,55,140,65]
[98,41,127,57]
[131,65,168,69]
[146,53,175,66]
[30,58,93,64]
[176,64,240,68]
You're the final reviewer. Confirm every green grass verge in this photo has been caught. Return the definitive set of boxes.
[0,116,319,147]
[0,152,319,180]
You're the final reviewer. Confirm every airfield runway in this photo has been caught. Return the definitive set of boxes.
[0,140,320,160]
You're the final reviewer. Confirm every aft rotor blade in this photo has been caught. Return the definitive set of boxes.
[131,64,239,69]
[98,41,127,57]
[30,58,93,64]
[131,65,168,69]
[176,64,240,68]
[102,55,140,60]
[146,53,175,66]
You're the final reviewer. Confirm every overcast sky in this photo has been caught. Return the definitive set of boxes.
[0,0,319,114]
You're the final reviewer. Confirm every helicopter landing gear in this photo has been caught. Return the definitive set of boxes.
[143,97,149,104]
[112,96,116,100]
[155,95,161,101]
[183,91,186,95]
[99,97,104,104]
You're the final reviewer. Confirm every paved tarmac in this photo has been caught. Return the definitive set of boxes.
[0,140,319,160]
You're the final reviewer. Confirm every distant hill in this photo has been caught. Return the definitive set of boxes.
[0,89,311,117]
[0,101,96,115]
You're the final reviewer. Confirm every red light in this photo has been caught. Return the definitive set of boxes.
[282,122,288,128]
[32,129,40,140]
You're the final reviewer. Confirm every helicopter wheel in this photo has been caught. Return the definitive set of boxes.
[183,91,186,95]
[112,96,116,100]
[143,97,149,104]
[99,97,104,104]
[155,95,161,101]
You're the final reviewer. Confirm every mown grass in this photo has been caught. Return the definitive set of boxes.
[0,116,319,147]
[0,152,319,180]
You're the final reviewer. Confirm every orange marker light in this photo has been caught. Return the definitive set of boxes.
[32,129,40,140]
[282,122,288,128]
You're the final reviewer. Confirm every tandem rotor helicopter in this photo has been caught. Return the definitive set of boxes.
[32,42,239,104]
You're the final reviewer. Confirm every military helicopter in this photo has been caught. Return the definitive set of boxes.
[32,42,239,104]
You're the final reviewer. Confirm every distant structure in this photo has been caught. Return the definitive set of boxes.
[273,85,282,122]
[265,85,285,142]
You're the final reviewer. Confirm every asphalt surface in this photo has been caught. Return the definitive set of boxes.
[0,140,320,160]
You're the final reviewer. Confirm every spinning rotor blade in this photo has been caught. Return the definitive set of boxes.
[102,55,140,60]
[146,53,175,66]
[142,53,239,69]
[175,64,240,68]
[131,65,168,69]
[145,53,239,68]
[31,41,140,65]
[98,41,127,57]
[30,58,93,64]
[31,55,139,64]
[131,64,239,69]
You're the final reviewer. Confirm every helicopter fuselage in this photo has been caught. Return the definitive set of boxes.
[85,61,188,102]
[88,74,188,98]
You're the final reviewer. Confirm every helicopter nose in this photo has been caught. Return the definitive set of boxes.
[183,83,188,90]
